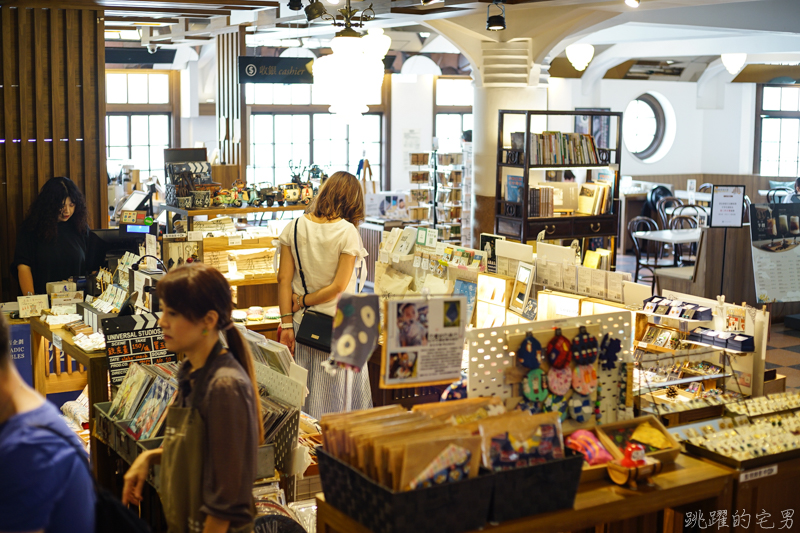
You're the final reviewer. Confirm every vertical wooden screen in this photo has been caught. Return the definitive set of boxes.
[0,6,107,300]
[215,26,247,181]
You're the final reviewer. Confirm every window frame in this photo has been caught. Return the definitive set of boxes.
[245,75,390,187]
[624,93,665,161]
[753,83,800,175]
[105,112,173,181]
[432,76,473,152]
[105,69,181,147]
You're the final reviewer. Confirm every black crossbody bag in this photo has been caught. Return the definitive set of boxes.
[293,217,334,353]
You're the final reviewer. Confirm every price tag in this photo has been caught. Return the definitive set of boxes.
[392,254,401,263]
[188,231,203,242]
[413,253,422,268]
[53,334,63,350]
[379,250,390,264]
[739,464,778,483]
[163,233,187,240]
[422,258,430,270]
[228,235,243,246]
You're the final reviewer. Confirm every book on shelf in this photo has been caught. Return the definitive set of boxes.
[582,248,612,270]
[528,186,554,217]
[577,183,611,215]
[521,131,601,166]
[506,175,524,203]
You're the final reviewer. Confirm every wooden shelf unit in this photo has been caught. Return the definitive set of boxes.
[494,110,623,265]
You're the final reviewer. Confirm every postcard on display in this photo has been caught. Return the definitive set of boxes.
[381,296,466,388]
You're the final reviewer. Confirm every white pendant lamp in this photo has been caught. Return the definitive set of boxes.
[566,43,594,72]
[721,53,747,75]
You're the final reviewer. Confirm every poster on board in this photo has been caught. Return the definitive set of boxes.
[381,296,466,388]
[749,203,800,303]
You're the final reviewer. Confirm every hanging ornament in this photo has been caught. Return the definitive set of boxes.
[517,332,542,370]
[543,393,569,421]
[569,393,593,423]
[599,333,621,371]
[571,326,599,394]
[523,368,548,402]
[546,328,572,369]
[547,366,572,395]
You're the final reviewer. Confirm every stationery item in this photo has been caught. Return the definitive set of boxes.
[542,393,569,421]
[478,412,565,471]
[566,430,612,466]
[330,294,380,372]
[453,280,478,324]
[523,368,547,402]
[547,367,572,395]
[572,365,598,395]
[394,227,418,256]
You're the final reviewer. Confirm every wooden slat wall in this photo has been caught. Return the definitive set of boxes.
[0,7,107,301]
[215,26,247,182]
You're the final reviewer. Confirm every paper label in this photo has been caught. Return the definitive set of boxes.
[563,263,577,293]
[392,254,401,263]
[425,229,438,248]
[413,254,422,268]
[607,272,624,302]
[496,257,509,277]
[380,250,390,264]
[163,233,188,240]
[548,262,563,289]
[739,464,778,483]
[422,258,430,270]
[435,242,447,257]
[590,269,607,298]
[17,295,49,318]
[228,235,243,246]
[188,231,203,242]
[577,266,592,296]
[52,334,63,350]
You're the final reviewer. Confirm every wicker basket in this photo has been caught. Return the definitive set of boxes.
[318,448,492,533]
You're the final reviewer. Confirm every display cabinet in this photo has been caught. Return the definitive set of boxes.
[494,110,623,265]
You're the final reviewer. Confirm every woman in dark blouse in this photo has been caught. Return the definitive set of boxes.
[13,177,89,295]
[122,263,263,532]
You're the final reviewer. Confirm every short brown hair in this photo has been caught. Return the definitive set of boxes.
[309,171,365,226]
[0,313,9,368]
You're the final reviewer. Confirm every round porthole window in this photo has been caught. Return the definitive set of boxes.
[623,93,666,160]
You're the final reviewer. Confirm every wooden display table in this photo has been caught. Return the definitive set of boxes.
[29,317,109,472]
[316,454,734,533]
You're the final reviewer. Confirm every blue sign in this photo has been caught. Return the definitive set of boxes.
[9,323,33,386]
[239,56,314,84]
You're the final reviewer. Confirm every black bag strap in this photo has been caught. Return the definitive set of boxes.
[293,217,309,296]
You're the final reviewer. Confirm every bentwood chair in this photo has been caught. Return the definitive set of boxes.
[628,216,675,291]
[669,215,699,265]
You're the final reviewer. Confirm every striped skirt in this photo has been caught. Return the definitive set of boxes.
[293,322,373,420]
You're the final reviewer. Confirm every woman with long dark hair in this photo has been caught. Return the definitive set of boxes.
[122,263,262,533]
[13,177,90,295]
[277,171,372,419]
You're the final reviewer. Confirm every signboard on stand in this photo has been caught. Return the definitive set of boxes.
[102,313,176,385]
[749,203,800,303]
[710,185,745,228]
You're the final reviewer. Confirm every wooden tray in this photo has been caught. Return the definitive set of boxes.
[595,415,681,464]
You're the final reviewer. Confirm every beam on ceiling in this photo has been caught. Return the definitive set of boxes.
[104,16,179,24]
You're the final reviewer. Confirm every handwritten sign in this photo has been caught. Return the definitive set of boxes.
[239,57,313,84]
[102,313,177,385]
[17,295,49,318]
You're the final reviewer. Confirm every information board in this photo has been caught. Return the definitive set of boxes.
[749,203,800,303]
[102,312,176,385]
[710,185,745,228]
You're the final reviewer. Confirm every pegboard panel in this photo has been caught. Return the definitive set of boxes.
[275,410,300,473]
[466,312,634,425]
[255,361,306,409]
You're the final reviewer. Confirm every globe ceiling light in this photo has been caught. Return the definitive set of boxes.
[721,53,747,75]
[566,43,594,71]
[625,0,640,7]
[486,1,505,31]
[313,28,391,123]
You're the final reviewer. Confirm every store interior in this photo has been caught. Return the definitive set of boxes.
[3,0,800,531]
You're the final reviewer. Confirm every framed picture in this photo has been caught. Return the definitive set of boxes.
[575,108,611,150]
[509,261,534,314]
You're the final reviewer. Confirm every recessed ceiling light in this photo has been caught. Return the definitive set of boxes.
[625,0,640,7]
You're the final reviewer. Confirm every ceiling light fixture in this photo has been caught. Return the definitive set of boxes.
[304,0,327,21]
[287,0,304,10]
[486,0,505,31]
[625,0,640,7]
[721,53,747,75]
[566,43,594,71]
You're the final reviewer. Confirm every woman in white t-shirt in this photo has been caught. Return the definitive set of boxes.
[277,171,372,418]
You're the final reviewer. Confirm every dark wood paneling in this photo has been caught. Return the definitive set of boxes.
[216,26,246,180]
[0,6,107,301]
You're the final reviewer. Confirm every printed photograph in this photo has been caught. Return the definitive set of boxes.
[397,303,428,347]
[388,352,418,380]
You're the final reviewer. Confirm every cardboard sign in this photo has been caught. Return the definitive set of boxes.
[102,313,177,385]
[18,295,49,318]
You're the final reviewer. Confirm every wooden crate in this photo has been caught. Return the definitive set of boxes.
[595,415,681,464]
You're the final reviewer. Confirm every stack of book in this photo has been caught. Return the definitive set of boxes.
[529,186,554,217]
[576,183,612,215]
[109,362,180,441]
[527,132,601,166]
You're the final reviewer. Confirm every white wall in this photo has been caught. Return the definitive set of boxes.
[390,74,435,190]
[547,77,757,176]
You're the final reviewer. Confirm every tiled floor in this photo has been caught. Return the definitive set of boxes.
[765,322,800,392]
